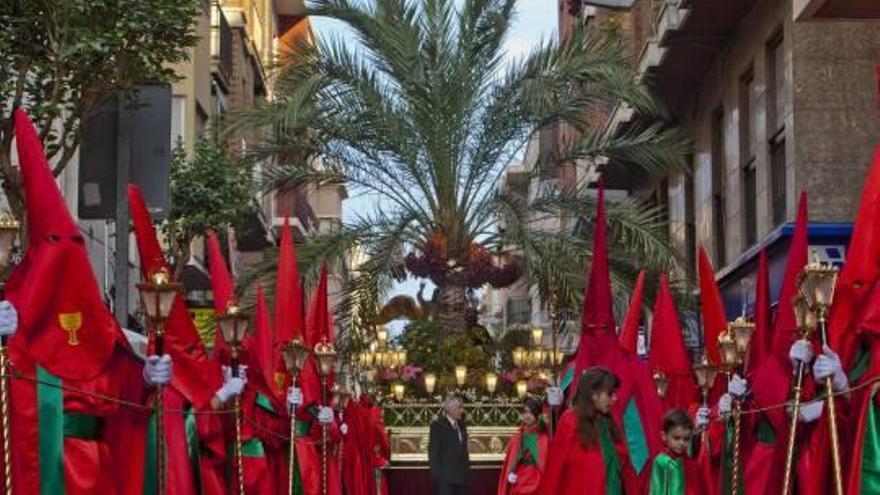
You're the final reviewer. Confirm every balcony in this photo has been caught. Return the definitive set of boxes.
[794,0,880,20]
[505,298,531,328]
[274,186,318,240]
[210,2,234,90]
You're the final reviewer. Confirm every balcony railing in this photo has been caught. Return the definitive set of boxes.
[211,2,233,87]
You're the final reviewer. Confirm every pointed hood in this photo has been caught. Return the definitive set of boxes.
[747,250,772,376]
[5,109,119,380]
[13,110,79,242]
[252,285,285,405]
[829,145,880,364]
[770,191,809,361]
[698,247,726,366]
[649,274,692,375]
[573,180,619,376]
[300,262,330,405]
[580,180,616,335]
[129,184,223,408]
[649,273,697,410]
[619,270,645,355]
[274,218,305,344]
[206,230,234,313]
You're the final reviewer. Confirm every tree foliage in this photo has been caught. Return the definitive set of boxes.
[233,0,689,333]
[163,138,257,273]
[0,0,201,215]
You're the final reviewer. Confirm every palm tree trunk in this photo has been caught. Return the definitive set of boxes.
[435,282,470,332]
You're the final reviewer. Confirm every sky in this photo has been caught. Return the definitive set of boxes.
[310,0,558,304]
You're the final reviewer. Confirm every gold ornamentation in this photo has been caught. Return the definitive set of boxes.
[58,312,82,345]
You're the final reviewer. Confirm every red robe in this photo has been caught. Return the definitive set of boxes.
[365,405,390,495]
[339,401,372,495]
[497,425,549,495]
[540,410,641,495]
[8,337,149,495]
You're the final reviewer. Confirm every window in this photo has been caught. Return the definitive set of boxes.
[740,69,758,247]
[767,32,787,228]
[740,69,758,166]
[767,32,786,136]
[711,107,726,266]
[771,139,787,226]
[743,162,757,246]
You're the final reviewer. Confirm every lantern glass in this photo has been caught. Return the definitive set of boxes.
[0,214,19,272]
[793,295,813,332]
[512,347,525,367]
[485,372,498,394]
[393,383,405,401]
[718,333,738,367]
[365,368,377,382]
[730,318,754,355]
[653,371,669,398]
[515,380,528,399]
[397,350,407,367]
[693,360,718,390]
[218,307,249,346]
[377,328,388,344]
[531,327,544,346]
[282,338,311,373]
[531,349,545,366]
[424,373,437,394]
[801,258,839,309]
[314,341,337,377]
[454,365,468,386]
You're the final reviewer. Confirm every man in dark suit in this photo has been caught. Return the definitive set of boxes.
[428,395,471,495]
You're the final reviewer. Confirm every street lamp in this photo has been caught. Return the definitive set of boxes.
[692,356,719,407]
[0,212,18,492]
[313,339,337,495]
[531,327,544,347]
[282,337,310,495]
[789,255,843,495]
[454,365,468,387]
[217,304,249,495]
[512,347,525,368]
[485,372,498,395]
[424,373,437,395]
[515,380,528,399]
[136,267,182,495]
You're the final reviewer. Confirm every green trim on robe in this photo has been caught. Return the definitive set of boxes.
[241,438,265,458]
[184,408,202,494]
[850,346,871,384]
[256,394,276,414]
[63,412,102,440]
[36,366,65,495]
[756,418,776,445]
[719,419,743,495]
[862,392,880,494]
[143,411,158,495]
[560,364,576,393]
[598,416,623,495]
[623,398,649,473]
[648,453,685,495]
[516,432,539,466]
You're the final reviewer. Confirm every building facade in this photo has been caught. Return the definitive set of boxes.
[563,0,879,317]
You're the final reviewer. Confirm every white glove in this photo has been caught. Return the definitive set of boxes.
[789,340,814,368]
[222,364,248,382]
[0,301,18,337]
[287,387,303,408]
[813,345,848,392]
[696,406,711,428]
[340,423,349,436]
[718,393,733,416]
[728,374,748,398]
[546,387,563,407]
[794,400,824,423]
[318,406,333,425]
[215,365,246,403]
[507,472,517,485]
[143,354,172,386]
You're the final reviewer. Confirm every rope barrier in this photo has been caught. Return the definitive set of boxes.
[4,370,880,431]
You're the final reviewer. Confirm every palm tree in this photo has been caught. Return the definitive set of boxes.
[231,0,689,335]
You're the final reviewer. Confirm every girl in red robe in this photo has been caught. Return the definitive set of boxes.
[540,367,642,495]
[498,398,549,495]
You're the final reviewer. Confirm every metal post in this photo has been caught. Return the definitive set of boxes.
[817,316,844,495]
[114,96,131,327]
[288,371,298,495]
[782,359,806,495]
